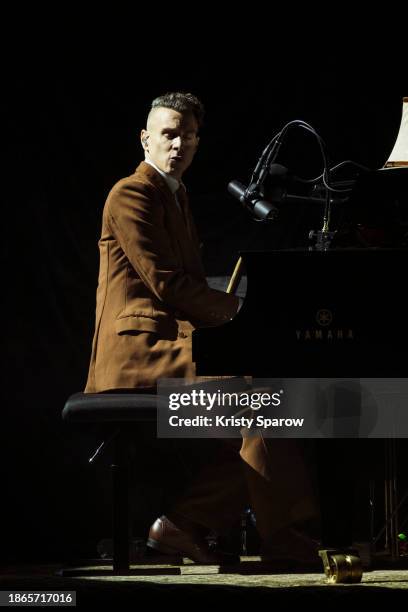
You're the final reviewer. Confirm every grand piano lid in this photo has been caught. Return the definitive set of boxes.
[384,97,408,167]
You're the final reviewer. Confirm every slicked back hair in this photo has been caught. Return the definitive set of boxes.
[149,92,205,129]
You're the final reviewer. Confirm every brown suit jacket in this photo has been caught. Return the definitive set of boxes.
[85,162,239,392]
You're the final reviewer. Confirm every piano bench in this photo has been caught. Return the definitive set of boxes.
[62,391,157,574]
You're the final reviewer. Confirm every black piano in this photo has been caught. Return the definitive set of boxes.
[192,167,408,579]
[194,166,408,378]
[194,247,408,378]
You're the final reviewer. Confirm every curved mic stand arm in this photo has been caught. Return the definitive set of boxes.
[230,119,354,248]
[246,120,334,233]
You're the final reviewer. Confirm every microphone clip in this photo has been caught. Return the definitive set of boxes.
[245,185,280,221]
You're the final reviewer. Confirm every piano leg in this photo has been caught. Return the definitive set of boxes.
[317,439,363,583]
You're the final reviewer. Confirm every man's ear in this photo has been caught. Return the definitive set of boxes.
[195,135,200,149]
[141,130,149,150]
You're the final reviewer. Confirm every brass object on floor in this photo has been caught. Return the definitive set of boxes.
[318,549,363,583]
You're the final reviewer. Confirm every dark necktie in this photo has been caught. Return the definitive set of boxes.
[176,186,191,235]
[175,186,205,273]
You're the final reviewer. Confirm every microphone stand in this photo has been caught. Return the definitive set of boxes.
[227,119,349,284]
[308,228,337,251]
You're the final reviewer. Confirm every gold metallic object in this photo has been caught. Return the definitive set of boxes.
[319,549,363,583]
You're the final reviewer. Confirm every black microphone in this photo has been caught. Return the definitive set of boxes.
[228,180,279,221]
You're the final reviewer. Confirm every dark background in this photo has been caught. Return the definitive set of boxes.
[3,51,407,563]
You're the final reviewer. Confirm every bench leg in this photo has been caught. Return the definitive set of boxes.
[111,430,130,573]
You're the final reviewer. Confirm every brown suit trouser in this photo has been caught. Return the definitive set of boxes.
[168,434,319,541]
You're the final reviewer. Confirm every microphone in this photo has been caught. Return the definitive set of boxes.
[227,180,279,221]
[229,178,348,219]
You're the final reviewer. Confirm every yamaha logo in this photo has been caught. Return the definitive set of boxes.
[316,309,333,327]
[295,308,354,341]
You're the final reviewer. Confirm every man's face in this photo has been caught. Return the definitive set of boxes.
[141,107,199,180]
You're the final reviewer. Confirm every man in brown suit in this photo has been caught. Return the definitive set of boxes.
[85,94,238,393]
[86,93,319,565]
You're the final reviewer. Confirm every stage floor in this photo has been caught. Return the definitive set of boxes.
[2,560,408,606]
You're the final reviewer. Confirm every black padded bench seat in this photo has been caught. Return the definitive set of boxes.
[63,392,161,574]
[63,392,158,423]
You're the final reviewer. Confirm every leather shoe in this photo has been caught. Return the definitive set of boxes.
[147,515,238,564]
